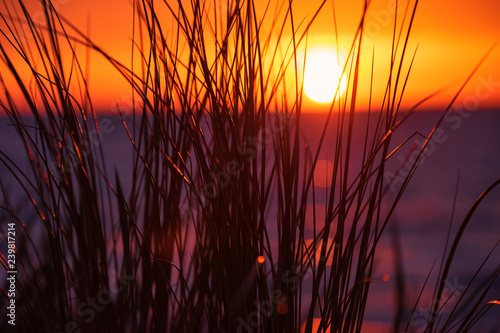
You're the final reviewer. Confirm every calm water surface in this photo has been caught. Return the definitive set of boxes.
[1,110,499,331]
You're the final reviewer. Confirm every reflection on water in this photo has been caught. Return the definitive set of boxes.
[1,110,499,329]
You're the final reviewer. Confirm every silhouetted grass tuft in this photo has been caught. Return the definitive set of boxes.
[0,0,499,332]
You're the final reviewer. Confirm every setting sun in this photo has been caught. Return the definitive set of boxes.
[303,47,347,103]
[1,0,500,332]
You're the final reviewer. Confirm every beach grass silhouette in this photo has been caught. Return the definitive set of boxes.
[0,0,499,332]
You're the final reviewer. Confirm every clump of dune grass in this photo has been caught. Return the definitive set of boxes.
[0,0,499,332]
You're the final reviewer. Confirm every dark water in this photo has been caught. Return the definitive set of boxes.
[291,110,500,331]
[1,110,499,331]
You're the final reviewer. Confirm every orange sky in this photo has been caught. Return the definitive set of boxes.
[1,0,499,112]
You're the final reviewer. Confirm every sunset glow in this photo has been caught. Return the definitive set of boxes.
[1,1,499,331]
[0,0,499,112]
[303,47,347,103]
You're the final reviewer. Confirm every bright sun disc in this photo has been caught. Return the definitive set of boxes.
[303,47,347,103]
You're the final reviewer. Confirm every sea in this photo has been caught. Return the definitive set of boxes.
[1,110,499,332]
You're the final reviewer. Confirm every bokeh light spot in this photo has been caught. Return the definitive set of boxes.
[277,302,289,315]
